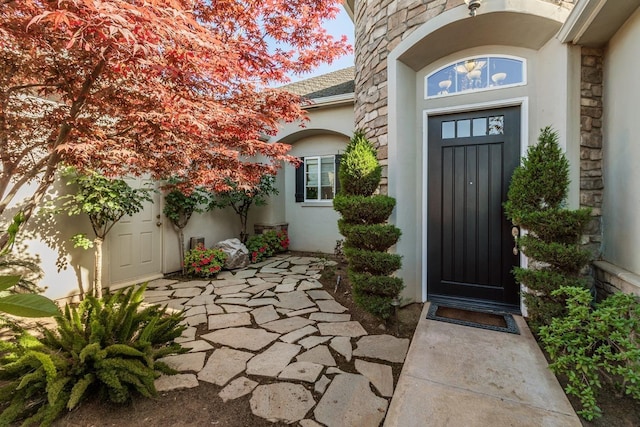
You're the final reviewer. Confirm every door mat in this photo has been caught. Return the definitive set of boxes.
[426,303,519,334]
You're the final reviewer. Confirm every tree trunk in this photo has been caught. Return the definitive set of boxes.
[240,213,248,243]
[178,228,186,274]
[94,237,104,298]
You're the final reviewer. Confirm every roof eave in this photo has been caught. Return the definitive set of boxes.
[344,1,355,21]
[558,0,640,46]
[302,92,355,110]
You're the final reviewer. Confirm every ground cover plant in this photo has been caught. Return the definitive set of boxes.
[183,244,227,278]
[246,230,289,263]
[333,131,403,319]
[504,127,592,330]
[0,285,185,426]
[539,287,640,420]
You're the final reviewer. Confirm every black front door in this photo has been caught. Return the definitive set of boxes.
[427,107,520,311]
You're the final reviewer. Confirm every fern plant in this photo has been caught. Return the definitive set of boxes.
[0,285,186,426]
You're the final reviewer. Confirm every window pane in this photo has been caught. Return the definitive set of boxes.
[321,186,334,200]
[457,119,471,138]
[473,118,487,136]
[442,121,455,139]
[306,186,318,200]
[489,116,504,135]
[320,157,334,187]
[426,56,525,98]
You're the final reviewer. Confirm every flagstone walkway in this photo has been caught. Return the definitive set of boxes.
[146,254,410,427]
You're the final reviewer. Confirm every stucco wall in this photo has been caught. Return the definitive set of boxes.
[284,134,349,253]
[602,6,640,276]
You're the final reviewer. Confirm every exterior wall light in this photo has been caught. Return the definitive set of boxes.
[464,0,483,17]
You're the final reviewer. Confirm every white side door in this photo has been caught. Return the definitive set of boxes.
[107,177,163,287]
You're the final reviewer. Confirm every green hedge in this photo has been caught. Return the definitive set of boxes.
[518,208,592,244]
[333,194,395,224]
[518,235,592,272]
[344,247,402,276]
[339,221,401,251]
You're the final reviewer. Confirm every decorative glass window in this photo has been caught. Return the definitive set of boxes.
[305,156,336,201]
[441,115,504,139]
[426,56,525,98]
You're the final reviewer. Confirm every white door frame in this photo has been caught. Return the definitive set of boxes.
[421,96,529,303]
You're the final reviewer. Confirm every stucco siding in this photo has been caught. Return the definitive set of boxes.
[602,6,640,276]
[284,135,349,254]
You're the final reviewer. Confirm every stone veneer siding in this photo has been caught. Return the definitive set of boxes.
[354,0,575,194]
[579,47,604,259]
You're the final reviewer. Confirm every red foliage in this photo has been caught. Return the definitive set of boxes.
[0,0,350,243]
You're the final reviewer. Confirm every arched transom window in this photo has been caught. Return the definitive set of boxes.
[426,55,526,99]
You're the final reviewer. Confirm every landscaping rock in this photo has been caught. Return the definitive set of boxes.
[306,290,333,300]
[158,352,206,372]
[246,342,301,377]
[309,312,351,322]
[280,325,318,344]
[278,361,324,383]
[329,336,352,362]
[318,321,368,337]
[261,316,315,334]
[154,374,199,392]
[314,373,388,427]
[353,334,410,363]
[250,383,315,424]
[181,340,214,353]
[219,376,258,402]
[355,359,394,397]
[296,345,336,366]
[207,312,251,330]
[251,305,279,324]
[298,335,331,350]
[201,327,279,351]
[198,347,254,386]
[276,290,315,310]
[314,375,331,394]
[214,238,249,269]
[316,300,348,313]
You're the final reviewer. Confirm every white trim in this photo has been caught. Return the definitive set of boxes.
[557,0,608,44]
[302,93,354,110]
[425,54,527,100]
[421,96,529,304]
[303,155,337,202]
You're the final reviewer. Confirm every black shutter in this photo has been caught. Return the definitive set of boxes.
[295,157,305,202]
[334,154,343,196]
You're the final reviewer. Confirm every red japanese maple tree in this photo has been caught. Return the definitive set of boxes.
[0,0,349,247]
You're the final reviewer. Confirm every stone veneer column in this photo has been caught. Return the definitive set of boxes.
[354,0,575,194]
[579,47,604,257]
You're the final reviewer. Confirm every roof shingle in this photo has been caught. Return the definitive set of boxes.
[281,66,355,99]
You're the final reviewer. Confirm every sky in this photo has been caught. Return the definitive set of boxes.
[288,6,355,83]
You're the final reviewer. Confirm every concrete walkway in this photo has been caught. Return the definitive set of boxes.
[144,254,410,426]
[384,303,582,427]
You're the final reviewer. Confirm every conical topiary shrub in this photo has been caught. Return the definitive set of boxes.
[505,127,592,329]
[333,131,403,319]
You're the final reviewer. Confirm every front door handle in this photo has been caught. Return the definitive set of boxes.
[511,226,519,255]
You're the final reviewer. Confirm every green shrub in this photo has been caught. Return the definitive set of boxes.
[334,131,404,320]
[504,127,592,330]
[352,292,394,319]
[246,234,272,263]
[344,248,402,276]
[349,271,404,297]
[333,194,395,224]
[0,285,186,426]
[539,287,640,420]
[183,243,227,278]
[517,236,592,272]
[262,230,289,254]
[339,221,401,251]
[504,127,569,223]
[339,131,382,197]
[517,208,592,244]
